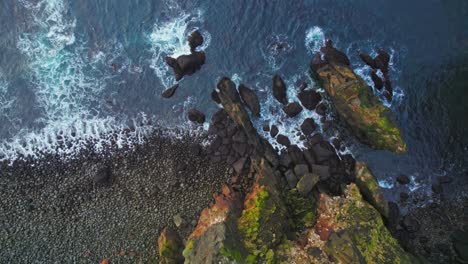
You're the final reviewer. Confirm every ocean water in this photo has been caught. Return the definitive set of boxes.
[0,0,467,199]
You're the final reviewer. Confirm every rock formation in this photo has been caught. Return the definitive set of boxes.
[311,43,406,153]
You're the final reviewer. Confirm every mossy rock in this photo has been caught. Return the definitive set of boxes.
[284,188,318,231]
[354,161,389,219]
[315,63,406,153]
[324,184,419,264]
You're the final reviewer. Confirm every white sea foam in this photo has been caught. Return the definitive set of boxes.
[261,34,294,71]
[0,0,149,163]
[254,72,325,150]
[0,71,14,114]
[148,8,211,88]
[378,179,395,189]
[305,26,325,55]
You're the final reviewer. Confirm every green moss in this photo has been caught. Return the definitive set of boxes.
[182,239,194,258]
[238,186,270,249]
[339,186,416,264]
[220,246,245,262]
[284,189,317,230]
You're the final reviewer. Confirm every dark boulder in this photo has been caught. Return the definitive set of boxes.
[161,83,179,98]
[396,174,410,185]
[297,81,308,91]
[272,75,288,105]
[315,103,327,116]
[301,118,317,135]
[270,125,279,138]
[165,51,206,81]
[432,183,442,194]
[283,102,303,117]
[187,30,204,52]
[298,89,322,110]
[374,50,390,74]
[359,53,376,69]
[320,40,350,66]
[239,84,261,117]
[187,109,206,124]
[277,134,291,146]
[370,71,383,90]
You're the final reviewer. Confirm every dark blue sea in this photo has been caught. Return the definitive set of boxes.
[0,0,467,200]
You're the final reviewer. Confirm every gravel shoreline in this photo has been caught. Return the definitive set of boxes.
[0,131,231,263]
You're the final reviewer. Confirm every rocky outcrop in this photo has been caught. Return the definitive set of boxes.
[165,51,206,81]
[182,185,246,263]
[311,44,406,153]
[319,184,419,264]
[239,84,261,117]
[187,30,204,52]
[354,162,390,219]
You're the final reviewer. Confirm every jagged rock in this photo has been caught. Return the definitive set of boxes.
[296,173,319,195]
[283,102,303,117]
[158,227,184,264]
[216,77,278,167]
[270,125,279,138]
[320,40,350,66]
[298,89,322,110]
[374,50,390,74]
[161,83,179,98]
[355,162,390,219]
[301,118,317,135]
[359,53,376,69]
[310,141,336,164]
[370,71,383,90]
[396,174,410,185]
[311,46,406,153]
[239,84,261,117]
[165,51,206,81]
[183,185,246,263]
[211,90,221,104]
[237,159,291,263]
[272,75,288,105]
[187,109,205,124]
[188,30,204,52]
[277,134,291,146]
[232,158,247,175]
[317,184,420,263]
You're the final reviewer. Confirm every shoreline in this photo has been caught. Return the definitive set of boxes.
[0,129,231,263]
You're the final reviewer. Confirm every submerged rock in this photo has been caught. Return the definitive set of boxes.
[239,84,261,117]
[272,75,288,105]
[311,46,406,153]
